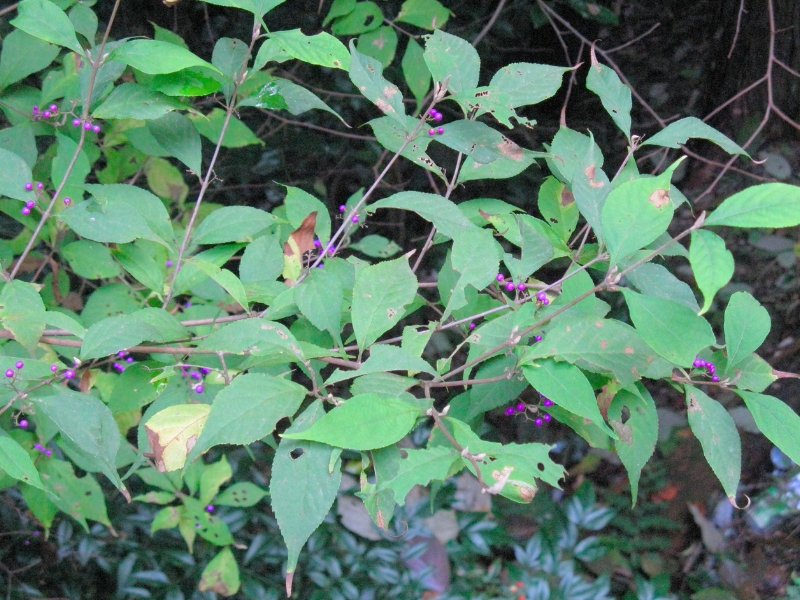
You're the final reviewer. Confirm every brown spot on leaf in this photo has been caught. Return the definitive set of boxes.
[649,188,670,208]
[584,164,605,188]
[599,340,608,348]
[624,346,634,354]
[376,99,394,113]
[687,394,701,412]
[560,188,575,206]
[497,137,523,160]
[518,484,536,502]
[613,420,633,444]
[475,90,490,97]
[595,321,603,327]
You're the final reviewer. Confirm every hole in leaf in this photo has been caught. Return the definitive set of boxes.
[537,463,544,471]
[620,406,631,424]
[289,448,305,460]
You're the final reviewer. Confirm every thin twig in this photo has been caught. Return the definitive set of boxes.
[472,0,508,47]
[0,2,18,17]
[727,0,747,59]
[263,111,376,141]
[606,23,661,54]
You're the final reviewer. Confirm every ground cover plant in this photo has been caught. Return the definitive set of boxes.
[0,0,799,597]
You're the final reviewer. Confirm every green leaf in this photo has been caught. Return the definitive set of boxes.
[324,344,438,385]
[621,289,715,367]
[705,182,800,228]
[107,363,159,415]
[367,115,442,178]
[586,57,632,139]
[690,229,734,315]
[270,400,342,575]
[198,547,240,597]
[608,385,657,505]
[0,30,60,89]
[446,228,502,318]
[738,391,800,467]
[434,119,512,164]
[187,260,249,312]
[626,262,699,311]
[350,234,402,258]
[601,163,680,265]
[457,150,540,183]
[60,183,174,248]
[283,185,331,243]
[187,374,306,462]
[189,108,262,147]
[504,215,554,281]
[348,41,405,125]
[0,124,37,170]
[294,267,343,342]
[44,310,85,338]
[52,133,90,203]
[0,148,35,202]
[538,176,578,242]
[39,460,110,531]
[151,506,181,533]
[643,117,748,156]
[686,385,741,502]
[0,437,45,490]
[240,234,283,283]
[92,83,189,120]
[270,29,350,70]
[324,0,356,26]
[331,1,383,35]
[197,318,302,362]
[370,192,473,238]
[80,314,161,359]
[521,317,655,386]
[522,359,614,437]
[147,112,202,174]
[381,446,461,506]
[34,389,124,491]
[401,38,430,109]
[351,254,418,350]
[150,66,223,97]
[202,0,285,17]
[193,206,275,244]
[212,37,249,100]
[0,280,46,355]
[113,242,165,292]
[728,352,776,392]
[214,482,268,507]
[60,240,121,279]
[181,496,234,546]
[109,40,220,75]
[199,456,232,506]
[423,29,479,94]
[396,0,450,29]
[567,137,610,240]
[21,484,58,530]
[357,26,397,69]
[724,292,770,369]
[11,0,83,54]
[488,62,569,109]
[281,394,421,450]
[144,404,211,472]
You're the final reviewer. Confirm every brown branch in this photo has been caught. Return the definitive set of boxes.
[263,111,377,141]
[727,0,747,59]
[472,0,508,47]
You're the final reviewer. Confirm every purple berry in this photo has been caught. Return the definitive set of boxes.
[195,523,201,529]
[45,449,52,456]
[32,105,39,114]
[711,375,720,382]
[124,356,133,363]
[338,204,346,212]
[434,113,442,121]
[34,443,42,451]
[190,371,201,380]
[351,215,359,223]
[317,263,324,267]
[536,291,547,302]
[83,121,92,130]
[534,417,544,427]
[35,182,43,190]
[692,358,703,368]
[542,398,554,407]
[469,322,476,330]
[496,273,504,282]
[543,413,551,423]
[428,108,436,116]
[50,364,58,373]
[92,125,100,133]
[15,361,24,370]
[195,384,204,394]
[23,540,30,546]
[535,334,543,342]
[33,531,39,537]
[21,207,30,216]
[48,104,57,112]
[504,407,515,416]
[437,127,444,134]
[517,283,526,291]
[505,282,515,292]
[543,298,549,305]
[72,118,81,127]
[117,351,126,357]
[205,504,214,512]
[19,419,28,429]
[428,128,436,136]
[515,402,526,413]
[24,182,33,191]
[113,362,124,372]
[63,197,71,206]
[707,364,716,374]
[42,110,51,118]
[200,367,211,374]
[5,369,14,378]
[313,239,321,248]
[64,369,75,379]
[25,200,35,208]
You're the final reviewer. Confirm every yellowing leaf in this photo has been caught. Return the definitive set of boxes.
[145,404,211,472]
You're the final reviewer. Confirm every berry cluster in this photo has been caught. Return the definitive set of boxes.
[503,397,555,427]
[33,442,53,457]
[31,103,59,120]
[692,357,720,383]
[4,361,74,382]
[71,117,101,133]
[338,205,360,224]
[179,365,211,394]
[113,350,136,373]
[21,182,71,216]
[427,108,445,135]
[5,360,25,379]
